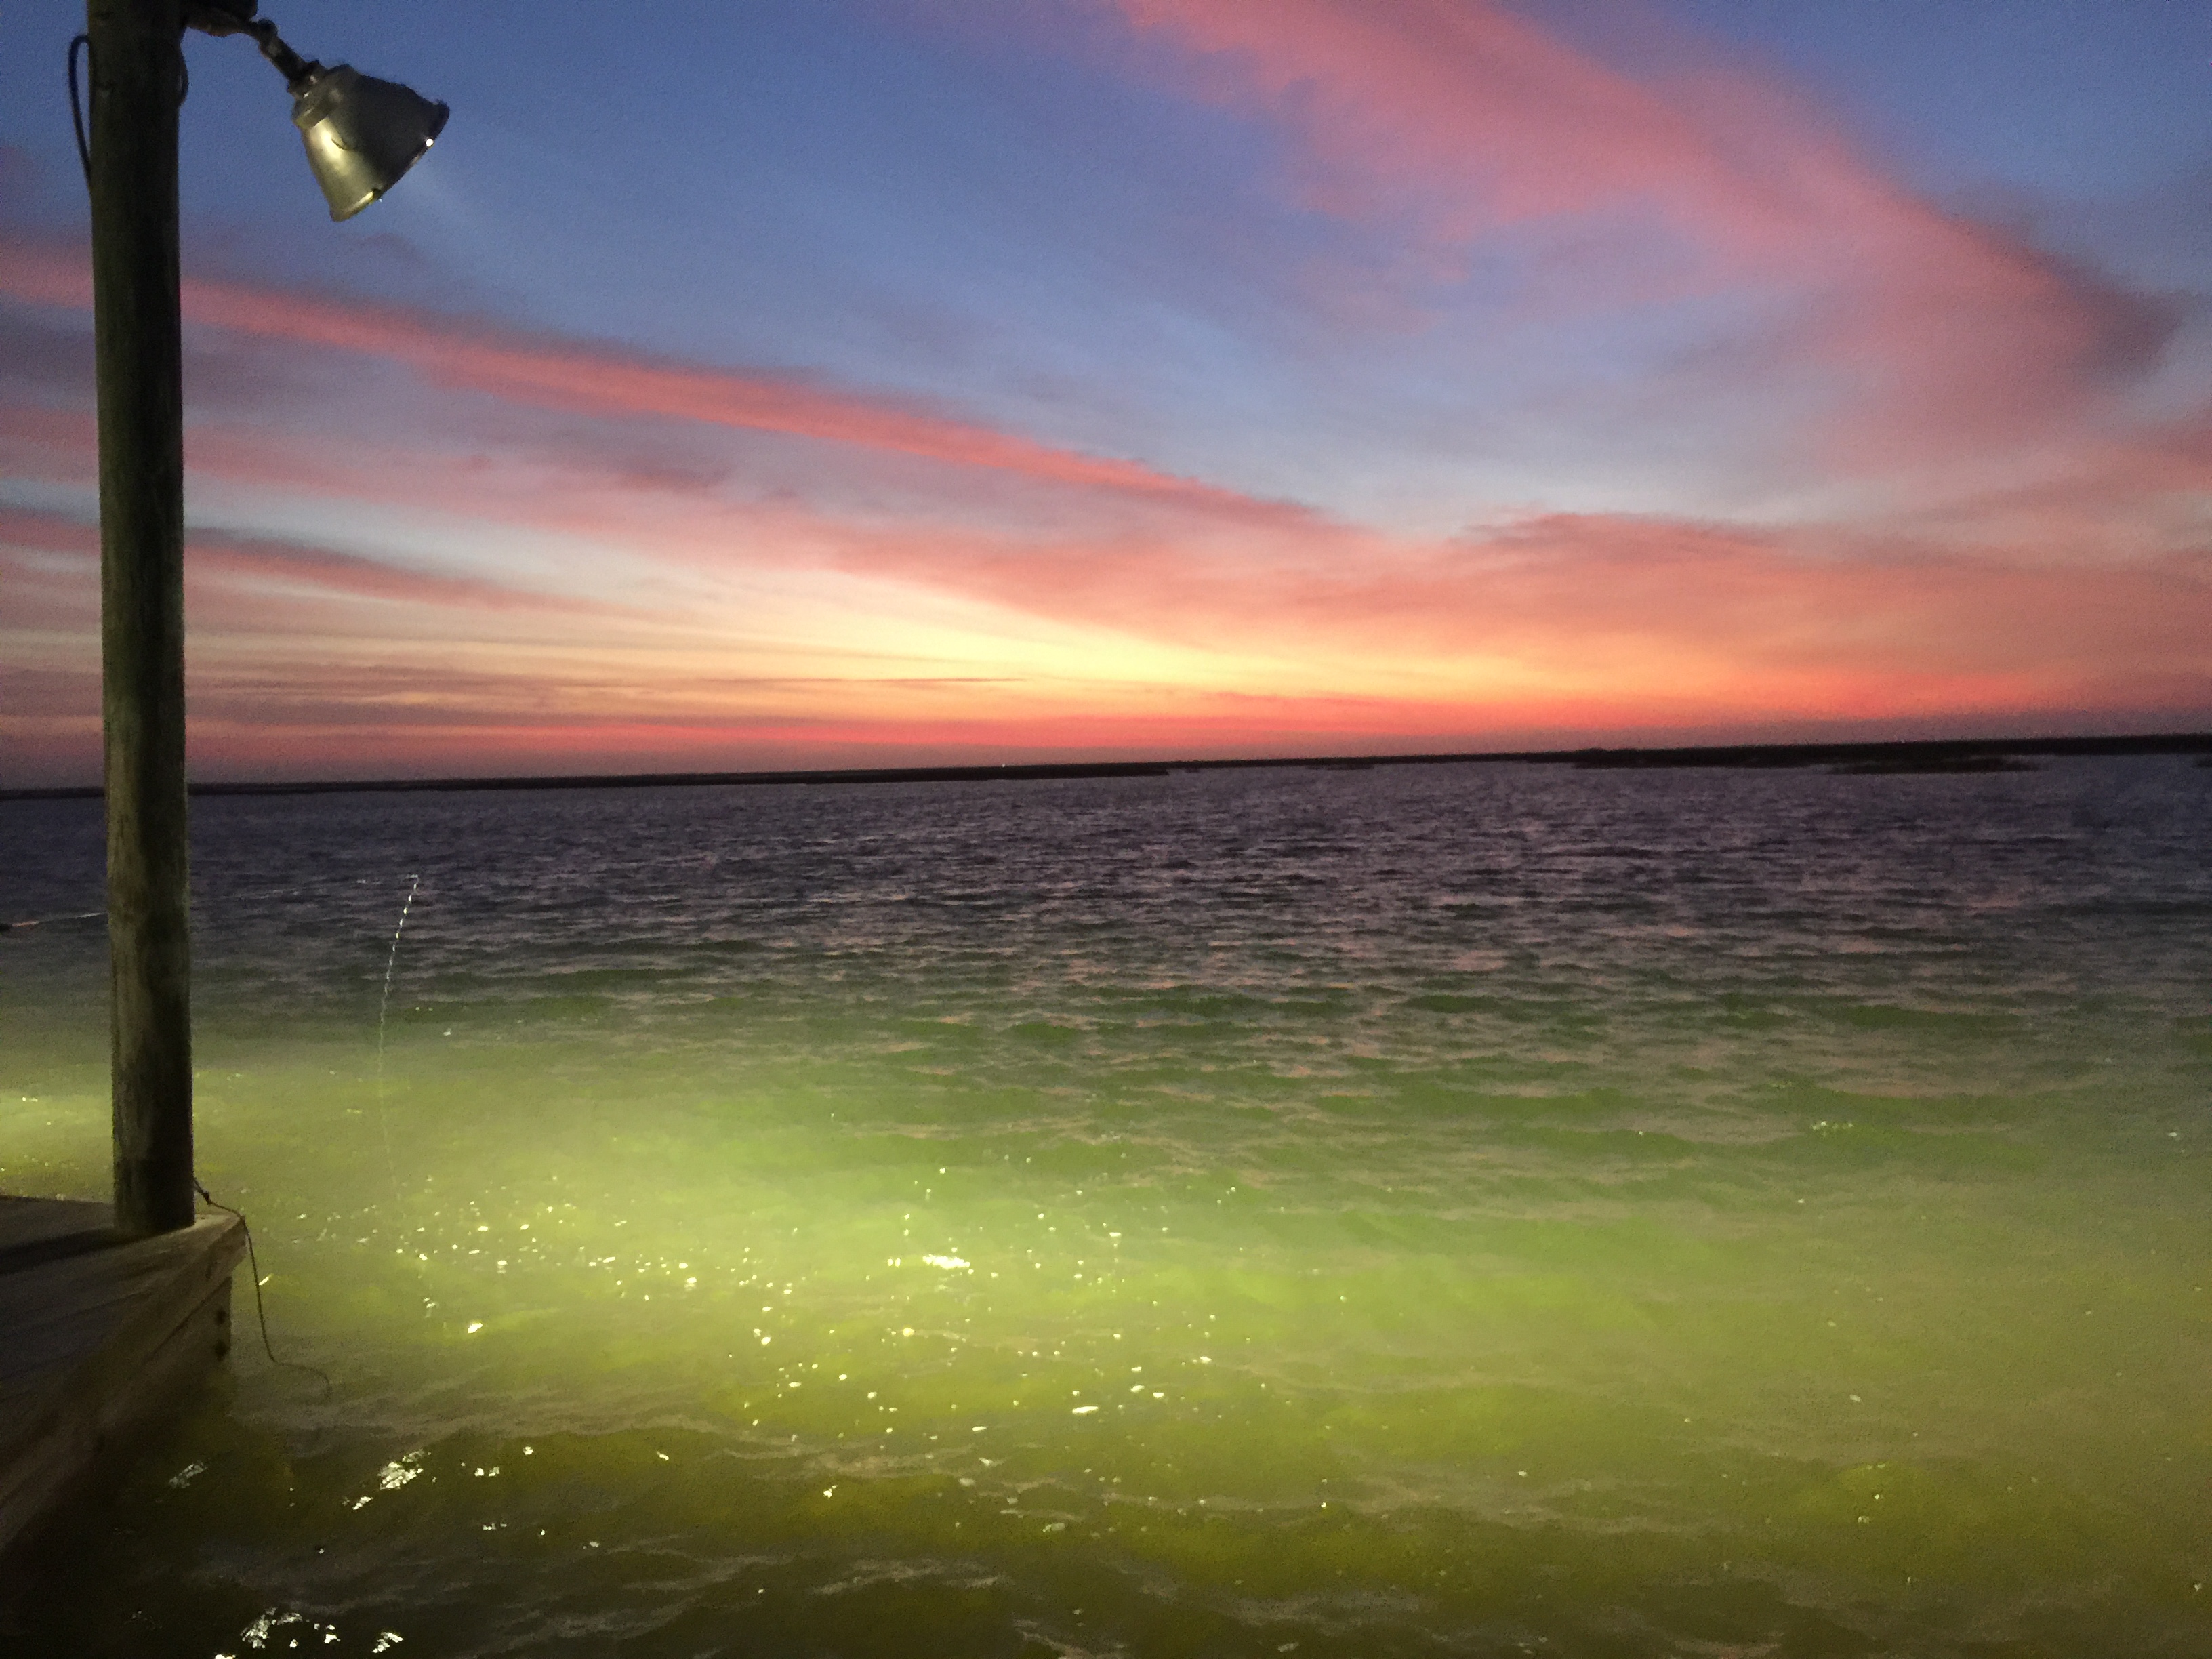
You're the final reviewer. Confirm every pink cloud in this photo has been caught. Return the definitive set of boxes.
[11,390,2204,775]
[0,235,1294,521]
[1097,0,2184,466]
[0,499,644,627]
[188,532,638,620]
[0,403,98,484]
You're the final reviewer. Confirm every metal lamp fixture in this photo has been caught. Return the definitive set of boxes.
[186,0,449,219]
[289,66,450,220]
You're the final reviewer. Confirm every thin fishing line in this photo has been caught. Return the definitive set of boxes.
[0,909,105,933]
[374,874,422,1197]
[193,1179,333,1397]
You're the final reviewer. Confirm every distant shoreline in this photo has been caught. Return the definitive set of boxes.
[5,731,2207,802]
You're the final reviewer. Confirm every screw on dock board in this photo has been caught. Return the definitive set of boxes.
[375,875,422,1200]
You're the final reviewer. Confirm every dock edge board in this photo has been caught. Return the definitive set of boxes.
[0,1213,248,1568]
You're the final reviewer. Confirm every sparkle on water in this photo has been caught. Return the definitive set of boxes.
[2,759,2207,1657]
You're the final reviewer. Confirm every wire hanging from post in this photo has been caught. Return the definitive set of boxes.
[66,34,91,186]
[194,1179,334,1397]
[68,31,185,192]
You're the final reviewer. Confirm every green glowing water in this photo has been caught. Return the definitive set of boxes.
[3,761,2207,1656]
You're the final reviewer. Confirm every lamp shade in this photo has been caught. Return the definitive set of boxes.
[292,65,449,221]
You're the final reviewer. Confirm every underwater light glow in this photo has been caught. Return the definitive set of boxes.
[1,762,2207,1654]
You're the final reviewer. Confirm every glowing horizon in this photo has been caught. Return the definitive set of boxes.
[3,0,2207,786]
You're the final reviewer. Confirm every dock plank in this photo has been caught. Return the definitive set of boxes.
[0,1197,113,1276]
[0,1201,245,1563]
[0,1197,108,1255]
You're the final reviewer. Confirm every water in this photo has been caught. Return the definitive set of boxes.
[2,759,2207,1658]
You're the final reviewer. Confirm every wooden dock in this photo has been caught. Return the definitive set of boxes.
[0,1196,245,1563]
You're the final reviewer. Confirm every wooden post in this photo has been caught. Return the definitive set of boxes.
[88,0,195,1237]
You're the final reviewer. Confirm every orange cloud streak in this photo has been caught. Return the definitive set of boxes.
[12,386,2205,748]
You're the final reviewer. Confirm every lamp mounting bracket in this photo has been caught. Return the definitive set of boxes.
[181,0,258,35]
[182,1,322,94]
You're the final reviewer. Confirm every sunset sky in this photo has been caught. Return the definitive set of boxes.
[3,0,2209,783]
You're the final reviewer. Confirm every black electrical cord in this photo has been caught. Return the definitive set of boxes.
[194,1179,335,1397]
[66,33,91,185]
[66,30,188,190]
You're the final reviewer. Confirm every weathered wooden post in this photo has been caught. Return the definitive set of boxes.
[88,0,196,1238]
[79,1,445,1236]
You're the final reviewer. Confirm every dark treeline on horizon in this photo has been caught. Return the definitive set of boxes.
[4,732,2209,802]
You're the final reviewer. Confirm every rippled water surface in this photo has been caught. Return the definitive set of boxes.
[3,759,2208,1658]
